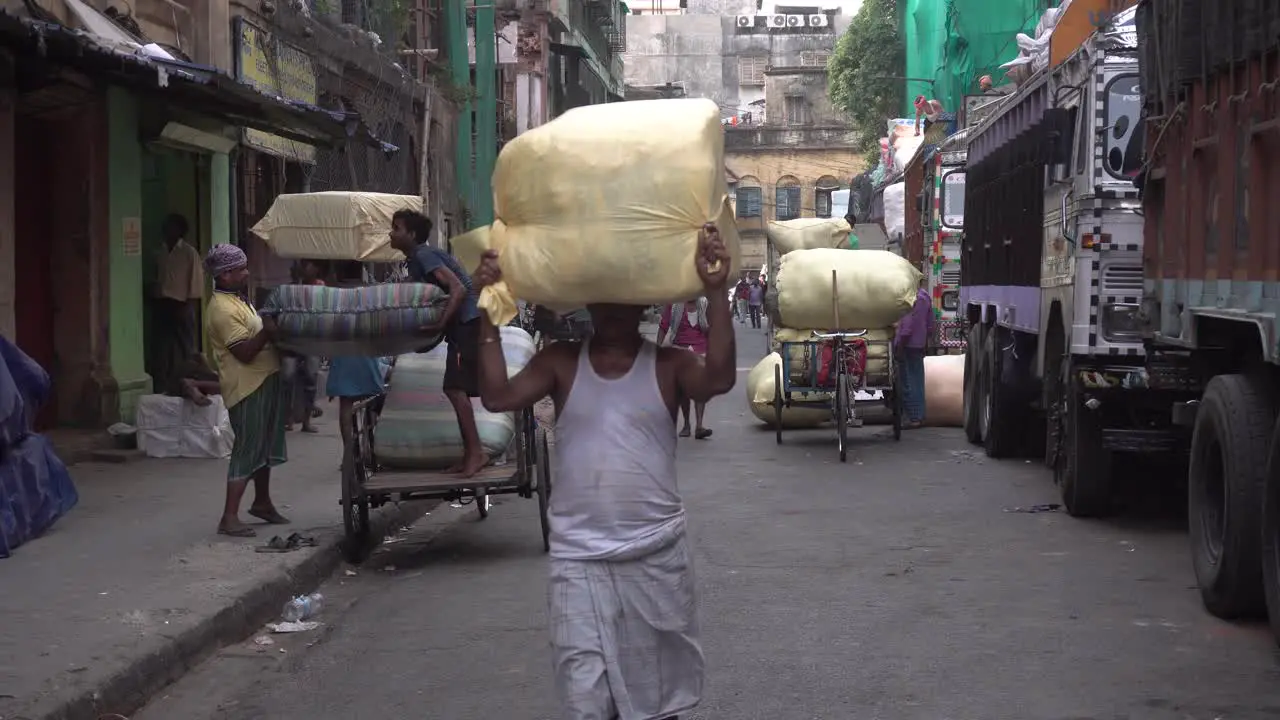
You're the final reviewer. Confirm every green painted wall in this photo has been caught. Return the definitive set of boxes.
[106,86,151,422]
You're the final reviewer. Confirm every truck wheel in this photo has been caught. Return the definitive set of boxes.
[982,326,1016,458]
[1261,416,1280,645]
[963,324,985,445]
[1055,363,1113,517]
[1189,374,1273,620]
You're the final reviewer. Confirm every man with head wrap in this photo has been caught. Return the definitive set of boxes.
[203,243,290,537]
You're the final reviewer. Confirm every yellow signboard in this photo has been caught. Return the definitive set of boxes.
[236,19,318,164]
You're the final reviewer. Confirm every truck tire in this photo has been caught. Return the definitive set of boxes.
[983,326,1016,458]
[1261,416,1280,645]
[1055,362,1113,517]
[963,323,985,445]
[1189,374,1273,620]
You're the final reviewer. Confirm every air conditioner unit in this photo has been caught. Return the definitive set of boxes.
[766,14,786,28]
[808,14,829,27]
[736,14,756,27]
[785,14,804,27]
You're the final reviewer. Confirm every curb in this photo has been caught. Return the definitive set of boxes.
[16,500,437,720]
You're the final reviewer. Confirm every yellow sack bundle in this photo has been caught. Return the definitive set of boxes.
[250,192,421,262]
[746,353,832,429]
[766,217,852,255]
[774,248,921,330]
[479,98,742,326]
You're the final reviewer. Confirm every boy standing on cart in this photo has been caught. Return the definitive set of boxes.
[471,224,736,720]
[388,209,488,478]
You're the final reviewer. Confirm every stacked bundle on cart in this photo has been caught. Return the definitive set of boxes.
[0,336,78,558]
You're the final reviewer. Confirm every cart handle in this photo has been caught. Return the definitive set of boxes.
[811,330,869,340]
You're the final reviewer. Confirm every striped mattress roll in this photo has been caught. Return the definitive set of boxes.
[374,326,537,470]
[262,283,449,357]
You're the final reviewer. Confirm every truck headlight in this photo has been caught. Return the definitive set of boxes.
[942,291,959,311]
[1101,303,1143,343]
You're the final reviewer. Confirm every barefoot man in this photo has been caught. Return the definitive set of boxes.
[473,224,736,720]
[388,209,487,477]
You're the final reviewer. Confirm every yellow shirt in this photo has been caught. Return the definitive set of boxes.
[205,291,280,408]
[156,239,205,302]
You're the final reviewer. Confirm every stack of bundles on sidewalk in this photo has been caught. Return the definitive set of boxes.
[0,336,78,559]
[474,98,742,325]
[261,283,449,357]
[766,217,854,254]
[746,353,832,428]
[375,326,537,470]
[134,395,234,459]
[250,191,421,262]
[923,354,965,427]
[770,248,921,330]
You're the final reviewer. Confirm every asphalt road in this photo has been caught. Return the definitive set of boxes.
[138,327,1280,720]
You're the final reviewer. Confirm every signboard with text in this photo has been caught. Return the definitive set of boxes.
[234,18,317,164]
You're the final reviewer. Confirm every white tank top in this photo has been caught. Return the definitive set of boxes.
[548,339,684,560]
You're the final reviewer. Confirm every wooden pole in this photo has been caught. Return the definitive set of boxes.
[831,269,839,330]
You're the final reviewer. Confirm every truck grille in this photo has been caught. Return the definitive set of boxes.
[1101,264,1143,296]
[941,268,961,286]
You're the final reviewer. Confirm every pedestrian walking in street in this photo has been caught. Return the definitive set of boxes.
[151,213,205,394]
[282,259,325,433]
[658,296,714,439]
[203,243,290,537]
[733,276,750,324]
[471,223,736,720]
[389,209,486,477]
[747,276,765,329]
[894,277,933,429]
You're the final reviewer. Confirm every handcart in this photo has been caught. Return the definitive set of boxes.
[340,336,552,563]
[772,271,905,462]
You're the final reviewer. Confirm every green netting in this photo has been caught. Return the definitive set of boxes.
[902,0,1047,117]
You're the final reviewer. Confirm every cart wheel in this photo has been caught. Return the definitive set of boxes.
[891,363,904,442]
[476,490,491,519]
[773,362,784,445]
[536,427,553,553]
[341,450,371,564]
[836,373,849,463]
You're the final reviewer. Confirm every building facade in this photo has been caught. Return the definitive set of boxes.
[0,0,465,431]
[623,1,865,270]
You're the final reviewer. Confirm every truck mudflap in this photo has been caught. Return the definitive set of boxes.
[933,319,967,353]
[1073,355,1201,454]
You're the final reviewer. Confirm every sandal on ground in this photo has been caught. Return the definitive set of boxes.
[218,525,257,538]
[695,428,712,440]
[249,508,292,525]
[678,427,692,438]
[255,535,294,553]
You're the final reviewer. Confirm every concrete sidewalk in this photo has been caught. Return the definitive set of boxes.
[0,401,434,720]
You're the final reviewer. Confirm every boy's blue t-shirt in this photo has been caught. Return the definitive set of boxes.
[406,244,480,325]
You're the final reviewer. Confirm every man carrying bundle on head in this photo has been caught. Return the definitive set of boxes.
[388,209,487,478]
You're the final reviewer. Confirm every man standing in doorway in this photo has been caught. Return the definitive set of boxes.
[388,209,488,478]
[154,214,204,393]
[747,276,765,329]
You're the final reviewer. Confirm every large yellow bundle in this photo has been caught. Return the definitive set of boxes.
[479,98,742,325]
[774,248,921,330]
[766,217,852,255]
[250,192,421,262]
[746,353,832,429]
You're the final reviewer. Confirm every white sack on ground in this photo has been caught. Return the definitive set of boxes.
[924,354,965,427]
[250,192,422,262]
[746,353,832,429]
[481,98,742,325]
[774,248,922,330]
[767,217,851,254]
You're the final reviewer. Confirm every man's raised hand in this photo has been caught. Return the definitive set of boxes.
[474,249,502,290]
[696,223,730,291]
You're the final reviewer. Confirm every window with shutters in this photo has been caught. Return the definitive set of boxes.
[738,56,767,86]
[775,186,801,220]
[800,51,829,67]
[815,189,832,218]
[783,95,811,125]
[736,186,763,217]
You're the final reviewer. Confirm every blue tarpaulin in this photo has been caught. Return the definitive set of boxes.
[0,335,77,558]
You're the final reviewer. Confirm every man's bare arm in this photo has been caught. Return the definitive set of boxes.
[477,318,559,413]
[678,293,736,401]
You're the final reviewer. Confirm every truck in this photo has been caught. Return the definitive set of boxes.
[903,130,971,354]
[966,0,1280,643]
[959,6,1146,467]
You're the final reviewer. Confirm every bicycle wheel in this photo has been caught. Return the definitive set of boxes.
[836,372,849,463]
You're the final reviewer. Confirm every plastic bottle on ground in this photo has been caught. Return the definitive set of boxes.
[281,592,324,622]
